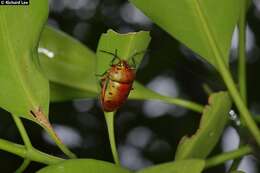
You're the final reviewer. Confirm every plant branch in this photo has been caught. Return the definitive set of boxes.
[104,112,120,165]
[205,145,252,168]
[216,46,260,145]
[0,138,64,165]
[194,0,260,146]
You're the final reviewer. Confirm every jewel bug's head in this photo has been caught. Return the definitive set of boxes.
[116,60,132,68]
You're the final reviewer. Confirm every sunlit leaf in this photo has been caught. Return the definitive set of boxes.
[130,0,241,70]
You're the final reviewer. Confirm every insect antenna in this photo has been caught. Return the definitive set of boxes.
[129,50,147,68]
[99,49,121,65]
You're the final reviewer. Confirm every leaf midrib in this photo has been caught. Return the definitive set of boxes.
[192,0,225,67]
[0,10,38,110]
[123,34,135,60]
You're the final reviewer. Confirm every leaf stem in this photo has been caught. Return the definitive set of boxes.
[216,51,260,145]
[12,115,32,172]
[230,1,248,170]
[14,159,31,173]
[205,145,252,168]
[157,96,204,113]
[12,115,32,148]
[31,110,76,159]
[104,112,120,165]
[130,82,204,113]
[0,138,64,165]
[44,126,77,159]
[134,95,204,113]
[229,157,243,172]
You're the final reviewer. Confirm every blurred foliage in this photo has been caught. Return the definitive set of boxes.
[0,0,260,173]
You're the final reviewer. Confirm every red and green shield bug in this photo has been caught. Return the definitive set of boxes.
[98,49,144,112]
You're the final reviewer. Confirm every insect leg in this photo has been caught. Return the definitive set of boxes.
[97,72,108,88]
[95,71,107,77]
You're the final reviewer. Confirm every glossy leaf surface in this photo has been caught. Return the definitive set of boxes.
[0,0,49,120]
[130,0,241,70]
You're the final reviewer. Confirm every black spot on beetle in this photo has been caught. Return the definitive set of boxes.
[109,92,113,95]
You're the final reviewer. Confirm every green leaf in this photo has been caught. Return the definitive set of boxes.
[137,159,205,173]
[0,7,75,159]
[39,26,98,101]
[0,1,49,120]
[37,159,132,173]
[231,171,245,173]
[130,0,241,70]
[96,29,151,76]
[175,92,231,160]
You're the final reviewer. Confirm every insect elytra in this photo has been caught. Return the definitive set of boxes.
[98,49,144,112]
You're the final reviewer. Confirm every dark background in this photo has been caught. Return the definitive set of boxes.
[0,0,260,172]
